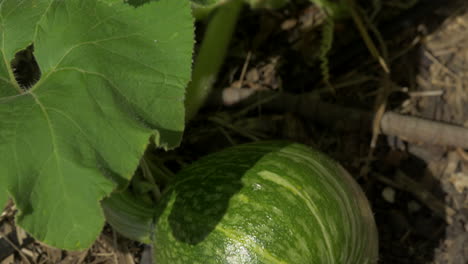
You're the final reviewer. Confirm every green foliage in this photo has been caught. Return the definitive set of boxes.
[186,0,243,120]
[153,141,379,263]
[102,191,155,244]
[0,1,376,261]
[0,0,194,250]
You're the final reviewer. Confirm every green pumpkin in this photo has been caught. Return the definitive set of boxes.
[153,141,378,263]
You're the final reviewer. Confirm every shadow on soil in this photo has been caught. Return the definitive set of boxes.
[372,1,466,263]
[315,1,465,262]
[370,149,448,263]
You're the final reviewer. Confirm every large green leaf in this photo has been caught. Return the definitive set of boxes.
[0,0,193,250]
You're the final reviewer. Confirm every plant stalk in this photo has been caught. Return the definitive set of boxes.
[185,0,243,121]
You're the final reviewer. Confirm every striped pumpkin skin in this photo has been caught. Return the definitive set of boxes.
[153,141,378,264]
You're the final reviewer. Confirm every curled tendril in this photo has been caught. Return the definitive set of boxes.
[319,16,334,93]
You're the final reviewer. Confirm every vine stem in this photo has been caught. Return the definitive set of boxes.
[185,0,243,122]
[140,157,161,202]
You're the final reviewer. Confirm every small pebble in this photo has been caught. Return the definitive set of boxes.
[222,87,255,106]
[382,187,396,203]
[281,19,297,30]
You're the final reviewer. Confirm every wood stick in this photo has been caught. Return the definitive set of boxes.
[209,90,468,149]
[381,112,468,149]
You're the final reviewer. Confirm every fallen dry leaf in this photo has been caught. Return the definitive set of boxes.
[449,172,468,193]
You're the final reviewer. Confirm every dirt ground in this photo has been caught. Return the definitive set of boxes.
[1,0,468,263]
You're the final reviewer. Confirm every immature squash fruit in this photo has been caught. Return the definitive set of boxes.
[153,141,378,263]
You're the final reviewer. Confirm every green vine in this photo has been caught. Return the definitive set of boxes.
[310,0,350,93]
[185,0,243,121]
[319,16,335,92]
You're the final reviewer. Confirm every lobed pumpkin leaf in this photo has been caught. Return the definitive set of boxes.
[0,0,193,250]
